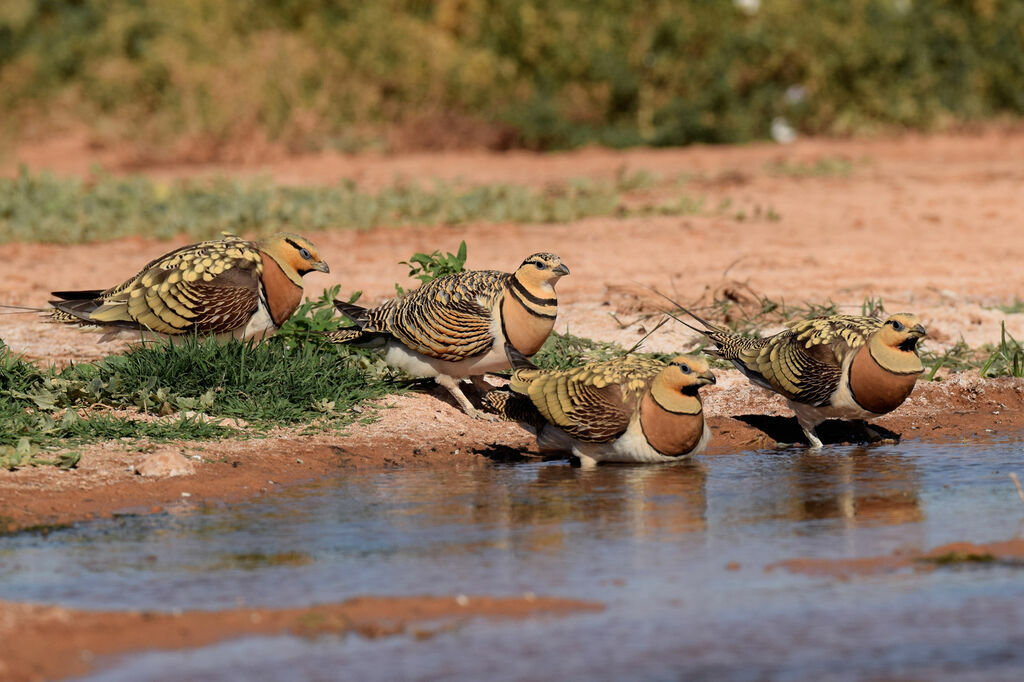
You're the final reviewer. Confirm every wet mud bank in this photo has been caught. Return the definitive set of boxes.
[0,595,602,682]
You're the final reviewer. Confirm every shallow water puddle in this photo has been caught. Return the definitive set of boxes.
[5,438,1024,680]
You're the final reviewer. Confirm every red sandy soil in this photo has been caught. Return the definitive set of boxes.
[769,537,1024,581]
[0,594,602,682]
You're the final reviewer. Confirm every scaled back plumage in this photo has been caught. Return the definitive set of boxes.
[49,232,327,339]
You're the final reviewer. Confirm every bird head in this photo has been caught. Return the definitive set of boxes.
[649,354,716,416]
[663,355,717,393]
[876,313,926,354]
[258,233,330,284]
[515,253,569,289]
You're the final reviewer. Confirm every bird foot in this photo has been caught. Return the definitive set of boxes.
[468,408,499,422]
[802,428,824,450]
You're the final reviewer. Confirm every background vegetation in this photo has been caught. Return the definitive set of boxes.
[0,167,764,243]
[1,0,1022,157]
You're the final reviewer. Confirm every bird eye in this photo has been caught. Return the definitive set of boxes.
[678,363,692,374]
[535,261,548,269]
[890,320,905,332]
[299,248,312,260]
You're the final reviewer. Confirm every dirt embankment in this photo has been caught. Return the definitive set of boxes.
[0,594,602,682]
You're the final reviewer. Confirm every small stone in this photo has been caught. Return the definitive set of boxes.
[455,594,469,606]
[135,451,195,478]
[180,492,191,498]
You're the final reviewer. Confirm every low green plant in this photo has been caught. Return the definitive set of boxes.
[395,241,467,296]
[921,341,979,381]
[274,284,351,345]
[861,296,887,318]
[980,322,1024,378]
[993,298,1024,315]
[532,331,630,371]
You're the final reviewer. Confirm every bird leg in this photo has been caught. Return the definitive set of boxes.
[571,448,599,468]
[434,375,497,421]
[796,415,825,449]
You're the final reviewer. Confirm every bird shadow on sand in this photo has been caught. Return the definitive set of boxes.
[731,415,901,448]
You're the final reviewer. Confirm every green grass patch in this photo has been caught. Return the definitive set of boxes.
[0,168,715,244]
[532,331,633,371]
[993,298,1024,315]
[0,287,402,469]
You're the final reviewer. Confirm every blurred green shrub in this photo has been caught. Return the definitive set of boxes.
[1,0,1022,154]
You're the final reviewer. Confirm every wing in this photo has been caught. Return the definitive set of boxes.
[374,270,510,361]
[85,236,264,335]
[516,356,661,442]
[745,315,883,405]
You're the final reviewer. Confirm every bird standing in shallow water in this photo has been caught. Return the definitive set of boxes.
[485,347,716,466]
[666,303,926,448]
[326,253,568,419]
[49,233,329,341]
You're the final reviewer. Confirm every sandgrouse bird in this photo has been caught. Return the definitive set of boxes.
[326,252,569,418]
[669,306,926,448]
[484,347,715,466]
[49,233,328,340]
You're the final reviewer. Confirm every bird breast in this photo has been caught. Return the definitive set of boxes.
[638,392,706,457]
[500,289,556,356]
[848,344,920,415]
[259,252,304,327]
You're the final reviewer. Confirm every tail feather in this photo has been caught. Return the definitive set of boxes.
[323,328,376,345]
[50,289,105,301]
[333,299,369,323]
[49,298,101,322]
[504,342,539,371]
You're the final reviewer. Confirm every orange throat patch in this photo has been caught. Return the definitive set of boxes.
[500,292,555,356]
[259,252,304,327]
[639,392,704,457]
[848,344,920,415]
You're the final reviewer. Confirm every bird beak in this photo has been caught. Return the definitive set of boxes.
[909,324,926,337]
[312,261,330,274]
[553,264,570,277]
[697,371,717,387]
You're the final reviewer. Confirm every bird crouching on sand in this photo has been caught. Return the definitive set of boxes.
[662,300,926,449]
[325,252,569,418]
[484,346,716,466]
[48,233,329,341]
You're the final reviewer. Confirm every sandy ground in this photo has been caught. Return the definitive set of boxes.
[3,131,1024,678]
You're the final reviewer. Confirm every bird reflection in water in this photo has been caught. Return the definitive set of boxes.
[786,447,924,528]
